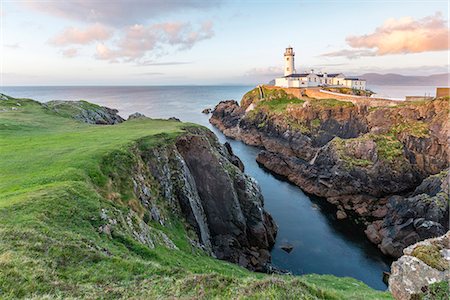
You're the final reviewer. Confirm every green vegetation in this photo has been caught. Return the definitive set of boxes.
[242,86,305,113]
[411,245,448,271]
[311,118,321,128]
[0,94,392,299]
[240,87,261,109]
[259,96,305,113]
[332,132,405,169]
[310,98,355,108]
[372,134,404,162]
[332,137,374,169]
[418,281,450,300]
[390,121,430,138]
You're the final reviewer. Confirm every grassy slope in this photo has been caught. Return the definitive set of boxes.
[0,94,391,299]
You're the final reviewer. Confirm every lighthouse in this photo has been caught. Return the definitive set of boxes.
[284,46,295,76]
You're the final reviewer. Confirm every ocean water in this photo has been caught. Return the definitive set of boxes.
[2,85,428,290]
[368,85,437,99]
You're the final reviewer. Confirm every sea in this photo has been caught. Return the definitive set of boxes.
[2,84,436,290]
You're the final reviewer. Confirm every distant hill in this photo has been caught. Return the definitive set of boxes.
[359,73,449,86]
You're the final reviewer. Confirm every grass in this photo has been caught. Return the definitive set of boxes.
[259,97,305,113]
[310,98,354,108]
[0,94,392,299]
[418,281,450,300]
[390,121,430,138]
[372,134,404,162]
[411,245,448,271]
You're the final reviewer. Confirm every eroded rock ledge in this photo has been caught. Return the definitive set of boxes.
[210,88,449,258]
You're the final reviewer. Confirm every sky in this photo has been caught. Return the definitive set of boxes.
[1,0,449,85]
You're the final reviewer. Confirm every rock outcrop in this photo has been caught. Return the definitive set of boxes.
[45,100,124,124]
[366,170,449,257]
[210,87,449,257]
[103,126,277,271]
[389,231,450,300]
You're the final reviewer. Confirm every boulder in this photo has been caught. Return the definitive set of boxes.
[128,112,147,120]
[280,244,294,253]
[336,210,347,220]
[389,231,450,300]
[202,108,212,114]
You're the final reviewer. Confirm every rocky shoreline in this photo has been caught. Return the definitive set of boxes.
[209,87,449,258]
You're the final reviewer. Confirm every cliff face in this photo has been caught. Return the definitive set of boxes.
[210,87,449,257]
[103,126,277,271]
[366,170,449,257]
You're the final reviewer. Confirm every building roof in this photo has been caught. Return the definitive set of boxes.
[284,73,310,78]
[344,77,366,81]
[326,73,344,78]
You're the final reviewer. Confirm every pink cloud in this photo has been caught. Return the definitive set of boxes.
[321,49,377,59]
[347,13,449,55]
[50,23,112,46]
[61,48,79,58]
[95,21,214,63]
[322,12,449,58]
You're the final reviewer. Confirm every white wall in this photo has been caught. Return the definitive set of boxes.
[343,79,366,90]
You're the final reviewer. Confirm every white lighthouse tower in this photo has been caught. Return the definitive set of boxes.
[284,46,295,76]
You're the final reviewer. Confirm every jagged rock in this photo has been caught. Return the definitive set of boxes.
[336,210,347,220]
[202,108,212,114]
[128,112,147,120]
[280,244,294,253]
[224,142,244,172]
[366,170,449,257]
[389,231,450,300]
[45,100,124,124]
[168,117,181,122]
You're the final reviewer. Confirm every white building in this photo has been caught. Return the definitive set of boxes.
[275,47,366,90]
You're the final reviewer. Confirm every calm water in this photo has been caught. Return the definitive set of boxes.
[369,85,437,100]
[3,85,429,290]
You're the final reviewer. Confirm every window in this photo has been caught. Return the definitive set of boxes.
[287,57,290,61]
[287,67,290,71]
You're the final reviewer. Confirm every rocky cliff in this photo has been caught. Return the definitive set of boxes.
[389,231,450,300]
[45,100,124,124]
[101,125,277,271]
[210,87,449,257]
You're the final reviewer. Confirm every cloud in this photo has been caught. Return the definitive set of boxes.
[322,12,449,58]
[61,48,79,58]
[139,61,192,66]
[3,43,20,49]
[24,0,221,26]
[244,66,283,77]
[135,72,164,76]
[321,49,377,59]
[95,21,214,63]
[50,23,113,46]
